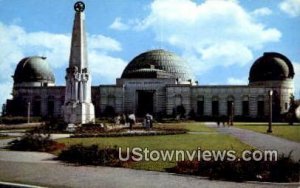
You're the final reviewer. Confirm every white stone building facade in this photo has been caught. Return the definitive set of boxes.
[6,50,295,121]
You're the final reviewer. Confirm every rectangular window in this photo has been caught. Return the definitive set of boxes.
[197,101,204,116]
[227,101,234,116]
[48,101,54,116]
[242,101,249,116]
[285,103,288,110]
[33,101,41,116]
[212,101,219,116]
[257,101,264,117]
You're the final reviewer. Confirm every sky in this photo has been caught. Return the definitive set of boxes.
[0,0,299,109]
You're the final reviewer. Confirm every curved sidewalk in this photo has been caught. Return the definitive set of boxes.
[0,159,295,188]
[204,122,300,161]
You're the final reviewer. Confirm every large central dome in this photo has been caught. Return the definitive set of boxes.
[121,49,195,81]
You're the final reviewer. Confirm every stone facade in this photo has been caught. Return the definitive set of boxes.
[6,76,294,120]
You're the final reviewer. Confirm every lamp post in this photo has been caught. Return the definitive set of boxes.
[267,90,273,133]
[27,102,31,124]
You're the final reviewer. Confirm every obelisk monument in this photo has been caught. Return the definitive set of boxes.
[63,1,95,124]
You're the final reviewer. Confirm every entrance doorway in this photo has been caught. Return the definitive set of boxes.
[137,90,154,116]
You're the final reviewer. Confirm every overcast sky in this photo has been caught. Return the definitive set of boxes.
[0,0,299,108]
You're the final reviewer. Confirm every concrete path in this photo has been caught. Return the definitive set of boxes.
[0,150,57,163]
[205,122,300,161]
[0,159,297,188]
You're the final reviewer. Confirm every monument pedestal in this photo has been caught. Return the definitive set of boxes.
[63,102,95,124]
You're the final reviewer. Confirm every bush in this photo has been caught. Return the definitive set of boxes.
[167,153,299,182]
[7,133,64,152]
[29,118,67,133]
[57,144,129,166]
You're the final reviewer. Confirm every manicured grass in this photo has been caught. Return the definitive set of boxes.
[57,122,253,171]
[235,123,300,142]
[155,122,215,132]
[0,136,12,140]
[0,134,14,140]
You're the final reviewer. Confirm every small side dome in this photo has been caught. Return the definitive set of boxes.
[13,56,55,86]
[249,52,294,83]
[121,49,195,82]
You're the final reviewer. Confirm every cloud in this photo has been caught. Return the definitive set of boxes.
[109,17,129,31]
[88,34,122,51]
[89,51,127,83]
[279,0,300,17]
[251,7,272,16]
[132,0,281,75]
[0,21,126,107]
[227,77,248,85]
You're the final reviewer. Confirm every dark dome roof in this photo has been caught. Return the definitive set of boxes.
[121,49,195,81]
[13,56,55,84]
[249,52,294,83]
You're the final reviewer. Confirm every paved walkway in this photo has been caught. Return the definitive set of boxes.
[205,122,300,161]
[0,157,296,188]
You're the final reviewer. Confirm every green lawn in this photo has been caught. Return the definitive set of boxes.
[57,123,253,171]
[235,123,300,142]
[155,122,215,132]
[0,134,14,140]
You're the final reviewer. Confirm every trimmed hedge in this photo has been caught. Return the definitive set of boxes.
[57,144,129,167]
[72,127,187,138]
[7,133,64,152]
[167,153,299,182]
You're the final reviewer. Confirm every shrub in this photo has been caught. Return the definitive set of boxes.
[57,144,128,167]
[29,118,67,133]
[8,133,64,152]
[167,154,299,182]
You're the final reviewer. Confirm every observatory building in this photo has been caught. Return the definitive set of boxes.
[4,2,295,122]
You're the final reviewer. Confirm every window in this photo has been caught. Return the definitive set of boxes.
[212,96,219,116]
[197,101,204,116]
[257,101,264,117]
[197,96,204,116]
[33,96,41,116]
[47,96,55,116]
[257,96,264,117]
[227,96,234,116]
[242,96,249,116]
[242,101,249,116]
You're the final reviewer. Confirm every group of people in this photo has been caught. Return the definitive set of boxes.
[216,115,234,127]
[114,113,136,130]
[114,113,154,130]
